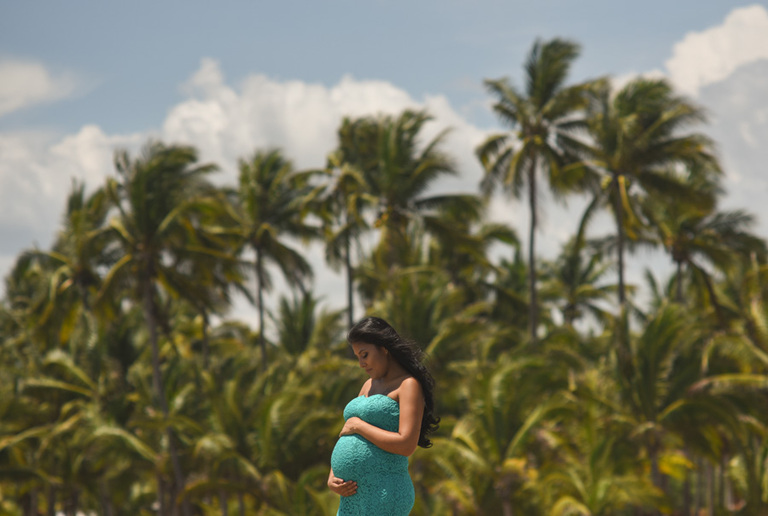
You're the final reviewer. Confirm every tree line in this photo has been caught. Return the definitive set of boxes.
[2,38,768,515]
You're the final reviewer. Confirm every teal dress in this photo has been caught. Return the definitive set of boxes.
[330,395,415,515]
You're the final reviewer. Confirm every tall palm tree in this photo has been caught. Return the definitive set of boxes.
[477,38,595,343]
[99,140,218,516]
[173,191,248,369]
[640,182,765,314]
[227,149,320,365]
[366,110,482,273]
[578,78,720,311]
[319,117,375,328]
[32,181,113,334]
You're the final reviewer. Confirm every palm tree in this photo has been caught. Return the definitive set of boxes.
[227,149,320,365]
[540,197,617,328]
[538,429,662,514]
[640,181,765,314]
[610,302,748,511]
[477,38,595,343]
[99,140,218,516]
[578,78,720,311]
[270,290,345,356]
[28,181,113,342]
[365,110,482,273]
[319,117,375,328]
[173,190,248,368]
[432,350,575,515]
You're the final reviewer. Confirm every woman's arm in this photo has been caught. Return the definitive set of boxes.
[339,377,424,456]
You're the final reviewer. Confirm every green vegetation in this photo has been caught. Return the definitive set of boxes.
[2,38,767,515]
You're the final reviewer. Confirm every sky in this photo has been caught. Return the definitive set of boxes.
[2,1,768,322]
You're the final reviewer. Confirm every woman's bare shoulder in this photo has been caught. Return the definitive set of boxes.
[398,376,421,391]
[393,376,422,401]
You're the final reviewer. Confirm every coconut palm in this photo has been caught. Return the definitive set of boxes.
[319,118,375,328]
[227,149,320,365]
[365,110,483,273]
[538,429,662,514]
[22,181,115,347]
[99,140,218,516]
[269,290,345,356]
[432,348,576,515]
[640,181,765,319]
[477,38,596,343]
[540,197,617,328]
[577,78,720,311]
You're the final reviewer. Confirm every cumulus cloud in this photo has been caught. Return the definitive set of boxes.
[0,58,79,117]
[164,58,489,195]
[0,126,143,254]
[665,4,768,96]
[699,60,768,233]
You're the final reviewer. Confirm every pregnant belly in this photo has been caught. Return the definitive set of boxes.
[331,435,407,480]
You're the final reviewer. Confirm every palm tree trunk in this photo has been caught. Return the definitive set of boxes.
[255,250,267,368]
[100,477,114,516]
[676,260,684,303]
[25,487,38,516]
[66,490,78,516]
[344,222,354,329]
[612,173,631,370]
[682,449,692,515]
[202,309,210,369]
[707,461,715,515]
[527,158,538,344]
[219,488,228,516]
[612,173,626,308]
[46,485,55,516]
[694,456,703,514]
[158,473,167,516]
[143,282,191,516]
[718,454,726,511]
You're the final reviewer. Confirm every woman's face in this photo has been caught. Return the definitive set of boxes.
[351,342,389,379]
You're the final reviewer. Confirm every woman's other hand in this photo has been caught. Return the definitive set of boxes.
[339,416,362,436]
[328,474,357,497]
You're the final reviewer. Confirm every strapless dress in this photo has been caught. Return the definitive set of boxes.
[330,395,414,515]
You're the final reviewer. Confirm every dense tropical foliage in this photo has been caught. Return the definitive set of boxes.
[2,38,768,515]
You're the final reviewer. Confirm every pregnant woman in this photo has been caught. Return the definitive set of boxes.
[328,317,440,515]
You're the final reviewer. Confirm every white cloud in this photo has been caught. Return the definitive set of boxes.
[665,4,768,96]
[699,60,768,235]
[0,126,142,259]
[0,58,78,117]
[164,59,490,192]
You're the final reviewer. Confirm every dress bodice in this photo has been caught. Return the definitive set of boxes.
[344,394,400,430]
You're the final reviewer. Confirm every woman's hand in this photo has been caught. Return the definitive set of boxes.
[328,474,357,497]
[339,417,363,436]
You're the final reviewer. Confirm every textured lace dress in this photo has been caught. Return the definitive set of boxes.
[330,394,415,515]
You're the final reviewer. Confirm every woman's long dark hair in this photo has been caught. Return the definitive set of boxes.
[348,316,440,448]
